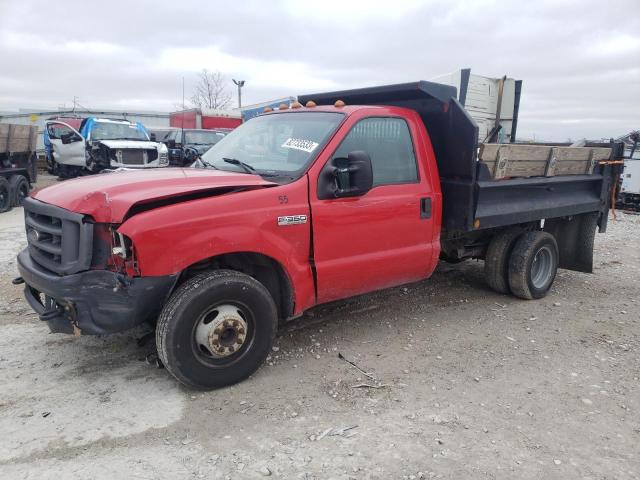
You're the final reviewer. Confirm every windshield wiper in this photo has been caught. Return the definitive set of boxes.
[223,157,256,174]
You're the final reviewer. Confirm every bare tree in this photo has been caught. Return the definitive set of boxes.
[189,69,232,110]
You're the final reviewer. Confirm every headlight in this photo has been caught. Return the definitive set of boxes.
[112,231,132,259]
[109,230,139,276]
[159,149,169,166]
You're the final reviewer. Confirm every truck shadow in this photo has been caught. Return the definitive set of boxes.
[281,259,491,334]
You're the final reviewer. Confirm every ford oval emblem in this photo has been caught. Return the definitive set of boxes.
[27,228,40,243]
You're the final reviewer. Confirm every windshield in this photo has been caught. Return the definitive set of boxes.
[184,130,226,145]
[91,122,149,141]
[200,111,344,176]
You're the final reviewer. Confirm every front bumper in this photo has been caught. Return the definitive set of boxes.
[17,249,177,335]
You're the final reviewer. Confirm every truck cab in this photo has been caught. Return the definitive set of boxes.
[45,117,169,177]
[17,82,621,390]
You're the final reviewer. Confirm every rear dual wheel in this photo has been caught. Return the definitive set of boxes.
[484,228,523,294]
[485,230,559,299]
[0,178,11,213]
[9,175,29,207]
[508,232,559,299]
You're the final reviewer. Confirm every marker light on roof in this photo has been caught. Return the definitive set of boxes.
[278,103,288,110]
[334,100,345,107]
[291,101,302,109]
[263,107,273,113]
[305,101,317,108]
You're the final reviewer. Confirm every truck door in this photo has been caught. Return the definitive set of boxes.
[45,121,86,167]
[310,115,437,304]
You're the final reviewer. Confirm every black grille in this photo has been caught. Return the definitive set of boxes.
[121,150,144,165]
[23,197,94,275]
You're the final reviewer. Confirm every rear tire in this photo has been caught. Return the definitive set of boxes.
[484,228,523,294]
[156,269,278,390]
[0,177,12,213]
[9,175,29,207]
[508,231,559,299]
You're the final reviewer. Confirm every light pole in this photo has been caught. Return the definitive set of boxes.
[232,79,245,108]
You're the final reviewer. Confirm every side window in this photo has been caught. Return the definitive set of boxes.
[332,117,418,185]
[47,123,73,140]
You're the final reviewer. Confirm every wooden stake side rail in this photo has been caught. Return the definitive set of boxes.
[479,144,612,179]
[0,124,38,154]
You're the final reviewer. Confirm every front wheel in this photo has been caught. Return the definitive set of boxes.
[508,231,559,299]
[156,270,278,390]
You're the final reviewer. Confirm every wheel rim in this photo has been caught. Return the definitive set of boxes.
[193,303,253,365]
[530,245,554,289]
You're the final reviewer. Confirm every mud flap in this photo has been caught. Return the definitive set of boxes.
[543,212,598,273]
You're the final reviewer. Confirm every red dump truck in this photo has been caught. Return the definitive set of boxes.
[16,82,623,389]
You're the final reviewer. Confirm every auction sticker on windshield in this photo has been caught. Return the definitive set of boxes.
[281,138,319,153]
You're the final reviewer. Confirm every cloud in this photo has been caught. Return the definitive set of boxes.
[0,0,638,140]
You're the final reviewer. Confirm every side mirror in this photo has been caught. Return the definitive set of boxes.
[167,139,176,149]
[149,133,157,141]
[318,150,373,200]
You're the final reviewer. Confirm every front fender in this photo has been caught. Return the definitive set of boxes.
[118,176,315,313]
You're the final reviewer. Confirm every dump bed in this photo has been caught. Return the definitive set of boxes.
[0,123,38,184]
[299,81,623,236]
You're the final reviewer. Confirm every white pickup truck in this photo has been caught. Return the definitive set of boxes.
[45,117,169,178]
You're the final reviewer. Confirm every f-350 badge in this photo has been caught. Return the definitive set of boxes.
[277,215,308,226]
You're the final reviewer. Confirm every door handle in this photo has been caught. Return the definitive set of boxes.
[420,197,432,219]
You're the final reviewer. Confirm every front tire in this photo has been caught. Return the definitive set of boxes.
[508,231,559,299]
[156,270,278,390]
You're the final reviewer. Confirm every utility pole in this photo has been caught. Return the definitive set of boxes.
[72,96,78,113]
[232,79,245,108]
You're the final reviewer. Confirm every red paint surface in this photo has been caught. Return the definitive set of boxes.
[201,116,242,129]
[169,111,197,129]
[170,110,241,130]
[32,168,275,223]
[48,116,83,130]
[33,105,442,315]
[307,107,441,303]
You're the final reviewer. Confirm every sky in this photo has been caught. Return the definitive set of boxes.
[0,0,638,141]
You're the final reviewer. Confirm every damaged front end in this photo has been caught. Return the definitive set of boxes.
[17,197,176,334]
[87,140,169,172]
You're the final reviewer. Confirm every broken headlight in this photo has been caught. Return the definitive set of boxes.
[159,146,169,166]
[111,231,132,259]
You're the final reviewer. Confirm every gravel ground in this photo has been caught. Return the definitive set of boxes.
[0,177,638,479]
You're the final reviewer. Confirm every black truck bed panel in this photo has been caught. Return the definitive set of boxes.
[473,174,608,230]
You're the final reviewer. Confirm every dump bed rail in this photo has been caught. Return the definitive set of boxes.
[479,144,611,179]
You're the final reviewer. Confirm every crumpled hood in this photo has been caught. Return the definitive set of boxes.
[97,140,161,150]
[32,168,276,223]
